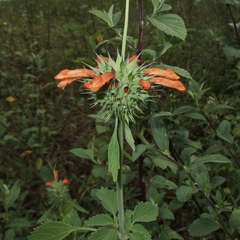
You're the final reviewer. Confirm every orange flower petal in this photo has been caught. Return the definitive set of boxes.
[84,72,115,91]
[55,69,96,81]
[144,68,180,80]
[55,69,96,88]
[45,181,53,187]
[61,179,69,185]
[150,77,186,92]
[139,79,151,91]
[54,170,59,181]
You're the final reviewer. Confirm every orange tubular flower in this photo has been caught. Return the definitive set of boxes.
[139,79,151,91]
[84,72,115,91]
[144,68,186,92]
[45,170,69,187]
[54,69,96,88]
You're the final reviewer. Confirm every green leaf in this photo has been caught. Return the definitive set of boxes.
[148,14,187,41]
[172,106,195,116]
[217,120,234,144]
[108,118,120,182]
[159,204,174,220]
[229,208,240,230]
[63,209,82,227]
[149,117,169,152]
[132,202,158,223]
[176,185,198,202]
[8,218,31,228]
[224,45,240,61]
[97,187,118,216]
[129,224,151,240]
[88,227,117,240]
[4,229,14,240]
[152,175,177,190]
[69,148,93,161]
[206,104,234,113]
[190,154,231,169]
[28,222,78,240]
[188,218,220,237]
[125,122,135,151]
[158,226,184,240]
[5,181,20,210]
[89,9,111,27]
[85,214,114,227]
[185,112,207,121]
[131,144,148,162]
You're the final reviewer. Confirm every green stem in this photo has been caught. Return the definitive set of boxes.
[121,0,130,59]
[116,119,126,239]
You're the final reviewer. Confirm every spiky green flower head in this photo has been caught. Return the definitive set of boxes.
[54,53,186,123]
[86,52,152,123]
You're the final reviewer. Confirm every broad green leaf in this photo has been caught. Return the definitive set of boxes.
[211,176,226,190]
[132,202,158,223]
[185,113,207,121]
[63,209,82,227]
[131,144,148,162]
[159,204,174,220]
[108,118,120,182]
[206,104,234,113]
[28,222,78,240]
[146,185,165,204]
[129,224,151,240]
[229,208,240,230]
[176,185,198,202]
[8,218,31,228]
[85,214,114,227]
[148,14,187,41]
[217,120,234,144]
[149,117,169,152]
[97,187,118,216]
[125,122,135,151]
[223,46,240,61]
[158,226,184,240]
[89,9,111,27]
[88,227,117,240]
[5,181,20,210]
[188,218,220,237]
[152,175,177,190]
[190,154,231,169]
[172,106,195,116]
[150,153,178,174]
[4,229,14,240]
[69,148,93,161]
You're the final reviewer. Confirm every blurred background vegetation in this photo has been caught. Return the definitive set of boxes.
[0,0,239,238]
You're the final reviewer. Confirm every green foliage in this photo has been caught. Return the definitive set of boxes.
[1,0,240,239]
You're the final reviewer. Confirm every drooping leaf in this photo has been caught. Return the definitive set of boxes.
[69,148,94,161]
[172,106,195,116]
[148,14,187,40]
[188,218,220,237]
[108,118,120,182]
[149,117,169,152]
[97,187,118,216]
[161,64,193,80]
[132,202,158,223]
[125,122,135,151]
[217,120,234,144]
[190,154,231,169]
[131,144,148,162]
[85,214,114,227]
[229,208,240,230]
[28,222,78,240]
[176,185,198,202]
